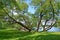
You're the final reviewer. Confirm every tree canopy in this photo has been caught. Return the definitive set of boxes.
[0,0,60,32]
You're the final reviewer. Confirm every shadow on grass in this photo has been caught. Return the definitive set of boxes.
[0,30,33,39]
[18,33,60,40]
[35,35,60,40]
[0,30,60,40]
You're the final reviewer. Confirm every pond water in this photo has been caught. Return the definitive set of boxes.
[33,27,60,32]
[48,27,60,32]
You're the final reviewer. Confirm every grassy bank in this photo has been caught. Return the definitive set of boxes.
[0,29,60,40]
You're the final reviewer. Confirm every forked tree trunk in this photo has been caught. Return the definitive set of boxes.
[36,1,43,32]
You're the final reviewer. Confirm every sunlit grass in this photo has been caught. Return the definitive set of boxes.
[0,29,60,40]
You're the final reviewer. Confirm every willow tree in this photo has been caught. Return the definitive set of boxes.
[0,0,60,32]
[0,0,32,32]
[31,0,60,31]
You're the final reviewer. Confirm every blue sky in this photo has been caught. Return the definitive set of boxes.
[25,0,60,14]
[25,0,35,14]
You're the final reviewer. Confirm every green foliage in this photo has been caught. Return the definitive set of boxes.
[31,0,41,6]
[0,22,2,27]
[56,20,60,27]
[0,0,60,31]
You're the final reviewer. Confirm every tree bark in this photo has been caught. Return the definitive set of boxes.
[46,21,56,31]
[36,1,43,32]
[43,20,48,31]
[36,12,43,31]
[2,8,31,32]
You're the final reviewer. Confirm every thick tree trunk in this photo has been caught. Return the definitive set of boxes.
[43,20,48,31]
[37,19,41,31]
[37,16,42,31]
[16,21,31,32]
[36,2,43,32]
[36,13,43,31]
[2,8,31,32]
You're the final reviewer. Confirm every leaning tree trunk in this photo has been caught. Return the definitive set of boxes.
[36,1,44,32]
[46,20,56,31]
[43,20,48,31]
[36,12,43,31]
[2,7,31,32]
[43,0,56,31]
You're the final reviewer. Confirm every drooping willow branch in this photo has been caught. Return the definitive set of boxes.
[0,2,31,32]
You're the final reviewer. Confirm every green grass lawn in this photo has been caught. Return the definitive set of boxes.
[0,29,60,40]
